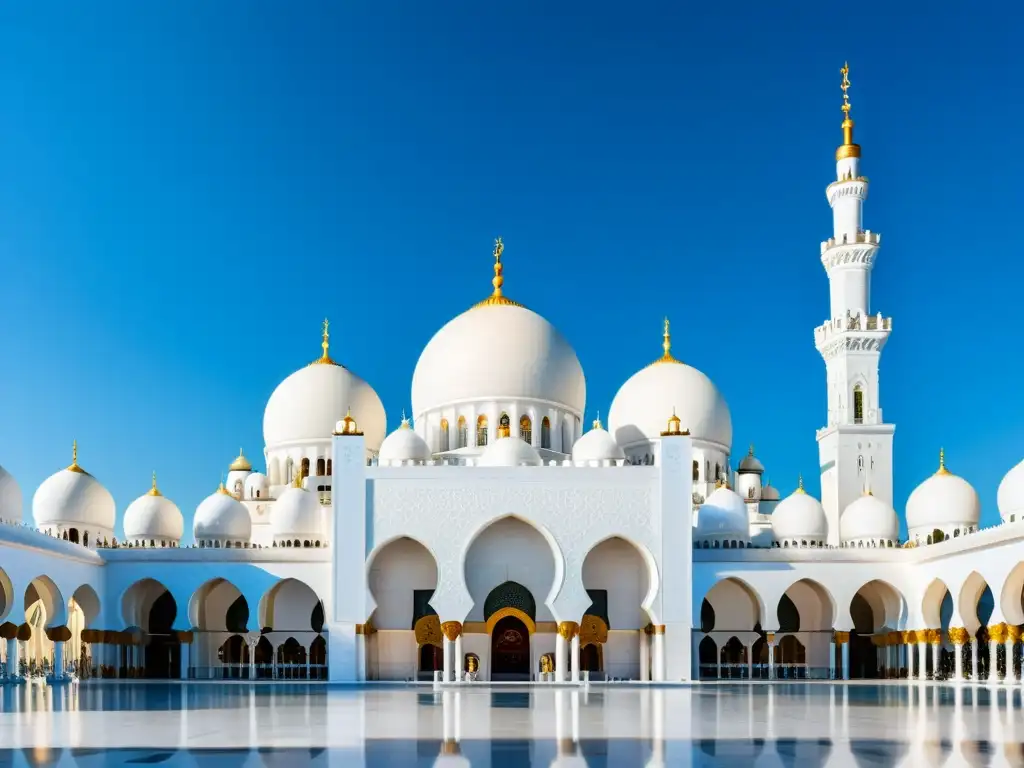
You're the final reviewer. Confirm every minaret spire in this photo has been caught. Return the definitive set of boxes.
[311,318,338,366]
[474,237,522,308]
[836,62,861,161]
[652,317,681,365]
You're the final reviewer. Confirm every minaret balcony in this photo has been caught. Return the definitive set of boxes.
[814,312,892,347]
[820,230,881,254]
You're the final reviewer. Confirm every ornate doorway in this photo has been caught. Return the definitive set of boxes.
[490,616,531,680]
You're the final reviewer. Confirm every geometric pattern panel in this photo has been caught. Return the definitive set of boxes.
[483,581,537,622]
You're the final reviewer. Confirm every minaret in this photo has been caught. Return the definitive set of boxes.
[814,63,895,546]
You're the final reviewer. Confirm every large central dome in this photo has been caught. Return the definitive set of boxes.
[411,240,586,419]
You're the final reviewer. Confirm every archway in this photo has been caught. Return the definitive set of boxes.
[700,578,763,633]
[0,567,13,623]
[188,578,248,678]
[698,635,718,679]
[121,578,181,679]
[490,614,530,679]
[68,585,100,676]
[777,578,835,677]
[22,577,65,671]
[959,572,995,679]
[848,580,905,679]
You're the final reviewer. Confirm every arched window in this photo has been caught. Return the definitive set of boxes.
[477,415,489,446]
[285,458,294,483]
[301,458,310,478]
[519,415,532,444]
[439,418,450,452]
[853,385,864,423]
[715,463,721,482]
[541,417,551,449]
[692,461,699,481]
[498,412,510,438]
[457,416,468,449]
[316,458,326,476]
[326,459,332,475]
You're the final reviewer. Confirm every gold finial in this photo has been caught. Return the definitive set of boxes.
[400,409,410,429]
[592,411,603,430]
[229,448,252,472]
[216,474,231,495]
[936,447,950,476]
[148,471,162,497]
[67,439,87,474]
[651,317,681,365]
[796,474,806,494]
[836,62,861,161]
[660,407,689,437]
[334,406,364,436]
[310,318,339,366]
[292,468,304,489]
[474,236,523,308]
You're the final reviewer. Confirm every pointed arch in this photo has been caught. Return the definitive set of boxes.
[700,578,765,632]
[582,535,659,628]
[258,578,324,633]
[777,578,836,632]
[476,415,489,446]
[540,417,551,449]
[519,415,532,444]
[999,562,1024,626]
[849,579,905,632]
[367,535,438,630]
[457,416,468,449]
[188,578,246,631]
[24,576,65,628]
[439,418,450,453]
[958,571,993,634]
[0,567,13,623]
[69,584,101,628]
[921,577,951,629]
[121,578,175,630]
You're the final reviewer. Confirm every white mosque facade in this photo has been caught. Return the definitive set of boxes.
[2,70,1024,687]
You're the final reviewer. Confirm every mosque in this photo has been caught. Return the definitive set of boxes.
[0,66,1023,687]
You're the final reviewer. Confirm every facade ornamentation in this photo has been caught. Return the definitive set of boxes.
[947,627,970,645]
[440,621,463,642]
[557,621,579,640]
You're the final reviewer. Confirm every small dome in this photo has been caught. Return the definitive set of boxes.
[243,472,270,501]
[33,443,116,532]
[760,480,781,502]
[229,449,252,472]
[840,493,899,545]
[608,320,732,450]
[270,483,322,541]
[696,485,749,542]
[123,474,184,544]
[738,445,764,474]
[997,457,1024,523]
[0,463,23,522]
[771,479,827,544]
[379,416,432,464]
[264,322,387,452]
[906,450,980,532]
[193,484,251,544]
[572,418,625,464]
[478,434,542,467]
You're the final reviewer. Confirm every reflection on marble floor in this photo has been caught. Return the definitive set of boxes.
[0,682,1022,766]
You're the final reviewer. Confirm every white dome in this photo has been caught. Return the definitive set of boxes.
[840,493,899,544]
[608,323,731,449]
[379,417,432,464]
[243,472,270,501]
[572,420,625,464]
[411,303,586,419]
[123,476,184,544]
[263,328,386,452]
[906,453,980,531]
[771,483,827,544]
[193,485,251,543]
[33,449,115,532]
[478,434,543,467]
[696,486,749,541]
[0,463,23,522]
[270,485,322,541]
[997,458,1024,523]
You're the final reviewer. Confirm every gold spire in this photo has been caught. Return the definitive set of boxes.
[147,471,162,497]
[796,474,805,494]
[474,237,523,308]
[592,411,603,430]
[292,468,304,489]
[216,475,231,495]
[67,439,88,474]
[651,317,682,365]
[310,318,339,366]
[229,448,252,472]
[660,407,689,437]
[836,62,862,161]
[334,406,364,436]
[936,447,951,476]
[400,409,410,429]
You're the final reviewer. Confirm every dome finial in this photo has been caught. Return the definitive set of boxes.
[311,318,339,366]
[229,448,252,472]
[292,468,304,488]
[474,236,523,308]
[148,470,162,497]
[749,444,755,456]
[67,439,87,474]
[217,473,230,495]
[592,410,603,430]
[836,62,861,161]
[936,447,950,476]
[400,409,410,429]
[334,406,364,436]
[652,317,681,365]
[796,474,805,494]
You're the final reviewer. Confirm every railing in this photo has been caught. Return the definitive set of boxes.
[815,313,892,345]
[188,663,328,681]
[820,231,881,251]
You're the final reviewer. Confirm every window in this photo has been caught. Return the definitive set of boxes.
[327,459,332,475]
[439,418,450,452]
[316,458,326,476]
[457,416,468,448]
[476,415,488,446]
[301,458,310,478]
[520,415,532,444]
[692,461,699,482]
[498,412,510,438]
[853,385,864,423]
[541,417,551,449]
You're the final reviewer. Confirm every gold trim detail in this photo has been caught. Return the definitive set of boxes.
[988,623,1008,644]
[67,439,89,474]
[333,407,364,436]
[310,318,340,366]
[485,607,536,636]
[765,632,775,643]
[414,615,442,646]
[216,481,231,496]
[835,62,862,161]
[795,474,806,494]
[440,620,463,642]
[229,448,252,472]
[901,630,914,644]
[474,237,524,309]
[557,621,579,641]
[936,447,950,476]
[660,407,690,437]
[927,628,942,645]
[649,317,682,367]
[651,624,666,636]
[1007,625,1022,643]
[578,614,608,647]
[947,627,969,645]
[833,631,850,645]
[441,740,460,756]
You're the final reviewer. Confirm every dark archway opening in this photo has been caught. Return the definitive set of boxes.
[848,593,880,679]
[490,615,530,681]
[145,590,180,679]
[580,644,601,672]
[419,644,442,673]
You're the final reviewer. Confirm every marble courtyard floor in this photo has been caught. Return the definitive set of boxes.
[0,681,1021,766]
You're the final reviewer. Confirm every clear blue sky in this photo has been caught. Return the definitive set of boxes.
[0,2,1017,538]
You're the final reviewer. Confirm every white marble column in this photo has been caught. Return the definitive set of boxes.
[639,628,650,681]
[5,638,17,680]
[953,641,964,681]
[454,635,463,682]
[829,639,836,680]
[570,634,580,683]
[180,641,190,680]
[930,639,940,681]
[442,637,452,683]
[556,623,571,683]
[971,637,979,680]
[918,639,929,681]
[836,632,850,680]
[53,641,65,681]
[1005,636,1017,683]
[767,634,776,680]
[988,635,1001,683]
[652,626,666,682]
[906,638,916,680]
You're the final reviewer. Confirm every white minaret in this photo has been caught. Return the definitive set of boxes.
[815,63,895,546]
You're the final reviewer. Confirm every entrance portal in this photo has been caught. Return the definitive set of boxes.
[490,616,531,681]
